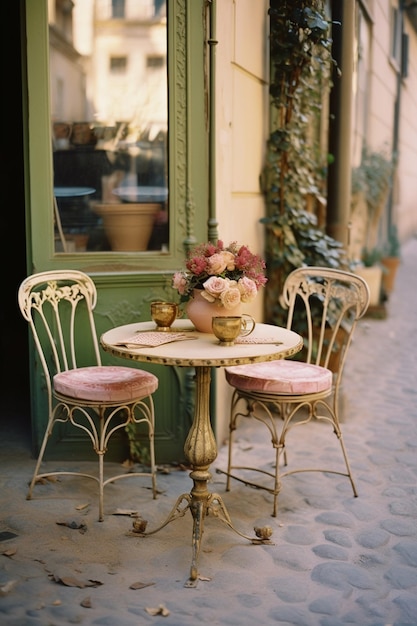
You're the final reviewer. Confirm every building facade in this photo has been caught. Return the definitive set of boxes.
[3,0,417,461]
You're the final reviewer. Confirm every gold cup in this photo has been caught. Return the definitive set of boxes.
[151,301,179,331]
[212,314,256,346]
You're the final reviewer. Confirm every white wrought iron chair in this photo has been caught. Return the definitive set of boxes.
[220,267,370,517]
[18,270,159,521]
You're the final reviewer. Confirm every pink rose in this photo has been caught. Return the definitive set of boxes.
[203,276,228,298]
[220,287,241,309]
[237,277,257,303]
[172,271,188,295]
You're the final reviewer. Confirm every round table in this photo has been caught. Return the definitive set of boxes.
[101,319,303,585]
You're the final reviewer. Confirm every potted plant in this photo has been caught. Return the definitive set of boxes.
[354,246,383,308]
[350,146,396,256]
[381,224,401,295]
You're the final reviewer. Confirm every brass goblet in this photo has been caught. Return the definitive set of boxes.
[151,301,179,331]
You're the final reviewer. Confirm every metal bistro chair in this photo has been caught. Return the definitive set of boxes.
[19,270,159,521]
[220,267,370,517]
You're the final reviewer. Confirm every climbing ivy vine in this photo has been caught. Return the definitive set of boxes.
[262,0,348,325]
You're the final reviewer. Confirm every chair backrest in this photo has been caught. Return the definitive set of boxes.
[282,267,370,379]
[18,270,102,406]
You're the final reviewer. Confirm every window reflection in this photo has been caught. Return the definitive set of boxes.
[49,0,168,253]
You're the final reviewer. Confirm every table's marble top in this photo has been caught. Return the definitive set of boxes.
[101,320,303,368]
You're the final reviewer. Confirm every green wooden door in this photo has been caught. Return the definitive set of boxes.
[24,0,209,464]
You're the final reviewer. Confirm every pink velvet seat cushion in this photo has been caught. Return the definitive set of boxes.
[54,366,158,402]
[225,360,332,395]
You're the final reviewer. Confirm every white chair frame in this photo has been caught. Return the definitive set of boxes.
[18,270,158,521]
[222,267,370,517]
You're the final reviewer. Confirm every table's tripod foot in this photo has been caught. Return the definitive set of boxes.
[130,493,192,537]
[128,489,273,588]
[184,574,199,588]
[184,493,273,587]
[208,493,274,544]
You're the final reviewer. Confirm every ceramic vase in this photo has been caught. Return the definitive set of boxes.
[185,289,242,333]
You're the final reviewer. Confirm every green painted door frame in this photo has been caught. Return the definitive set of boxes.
[24,0,210,463]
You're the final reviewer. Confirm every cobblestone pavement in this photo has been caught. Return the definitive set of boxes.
[0,238,416,625]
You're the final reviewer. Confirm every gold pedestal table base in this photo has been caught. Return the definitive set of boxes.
[137,366,270,587]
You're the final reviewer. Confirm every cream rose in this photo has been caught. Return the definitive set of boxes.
[207,251,236,275]
[220,287,241,309]
[207,253,228,275]
[220,251,236,271]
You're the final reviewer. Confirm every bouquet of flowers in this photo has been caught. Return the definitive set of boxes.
[172,240,267,309]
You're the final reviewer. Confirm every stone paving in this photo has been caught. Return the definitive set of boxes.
[0,237,416,625]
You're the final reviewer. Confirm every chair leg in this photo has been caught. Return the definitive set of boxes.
[315,399,358,498]
[98,451,105,522]
[272,444,280,517]
[226,390,241,492]
[226,423,234,492]
[27,412,58,500]
[147,396,157,499]
[336,429,358,497]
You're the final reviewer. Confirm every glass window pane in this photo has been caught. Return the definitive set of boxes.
[49,0,168,253]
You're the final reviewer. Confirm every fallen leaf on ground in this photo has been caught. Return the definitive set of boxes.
[0,531,18,542]
[145,605,170,617]
[52,574,103,588]
[34,476,59,485]
[0,580,18,596]
[56,520,87,533]
[2,547,17,557]
[129,581,155,590]
[112,509,140,517]
[75,503,90,511]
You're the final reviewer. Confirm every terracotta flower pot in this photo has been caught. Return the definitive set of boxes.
[381,256,400,294]
[93,203,159,251]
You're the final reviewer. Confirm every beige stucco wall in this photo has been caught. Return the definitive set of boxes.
[397,14,417,240]
[214,0,269,444]
[357,1,417,243]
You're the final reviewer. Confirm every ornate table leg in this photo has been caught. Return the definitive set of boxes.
[184,367,270,585]
[183,366,217,584]
[137,366,271,586]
